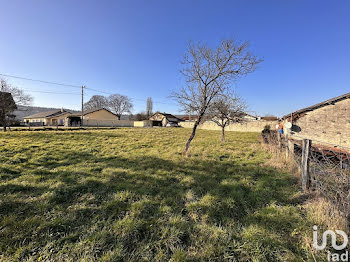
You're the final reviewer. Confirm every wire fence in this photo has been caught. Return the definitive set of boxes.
[262,131,350,230]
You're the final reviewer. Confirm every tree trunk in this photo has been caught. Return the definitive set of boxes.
[183,104,209,156]
[221,126,225,142]
[0,113,7,132]
[183,120,199,156]
[183,111,205,156]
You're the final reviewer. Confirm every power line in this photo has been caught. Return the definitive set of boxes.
[85,88,173,105]
[22,89,82,95]
[1,72,178,106]
[22,88,170,104]
[0,73,81,88]
[85,87,111,95]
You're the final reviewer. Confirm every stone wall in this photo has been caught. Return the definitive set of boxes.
[288,98,350,147]
[179,120,277,132]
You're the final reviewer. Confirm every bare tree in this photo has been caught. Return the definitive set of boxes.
[209,95,246,142]
[132,112,148,121]
[108,94,133,120]
[146,97,153,118]
[84,95,109,110]
[0,79,32,131]
[172,39,262,155]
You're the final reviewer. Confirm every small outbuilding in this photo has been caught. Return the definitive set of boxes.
[242,113,260,121]
[181,115,199,122]
[149,112,182,127]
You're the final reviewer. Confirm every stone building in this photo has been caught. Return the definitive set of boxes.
[282,92,350,147]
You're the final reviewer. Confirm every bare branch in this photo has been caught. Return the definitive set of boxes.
[108,94,133,120]
[84,95,109,111]
[208,94,247,141]
[172,39,262,153]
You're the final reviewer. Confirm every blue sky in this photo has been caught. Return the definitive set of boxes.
[0,0,349,116]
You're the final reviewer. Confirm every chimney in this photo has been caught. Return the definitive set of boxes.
[61,107,64,112]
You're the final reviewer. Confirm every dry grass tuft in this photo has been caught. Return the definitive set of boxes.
[261,136,349,261]
[305,197,348,234]
[258,142,297,172]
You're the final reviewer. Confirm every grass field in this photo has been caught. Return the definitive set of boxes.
[0,128,320,261]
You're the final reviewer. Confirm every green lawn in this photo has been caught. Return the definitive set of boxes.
[0,128,318,261]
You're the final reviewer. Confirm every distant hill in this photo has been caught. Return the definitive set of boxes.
[12,106,78,121]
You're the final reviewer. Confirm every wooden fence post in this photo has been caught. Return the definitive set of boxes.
[301,139,312,191]
[277,132,282,152]
[287,139,294,159]
[285,134,289,159]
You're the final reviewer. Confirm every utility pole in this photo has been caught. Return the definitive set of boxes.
[81,86,85,126]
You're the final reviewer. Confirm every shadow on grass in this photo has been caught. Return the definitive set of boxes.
[1,152,299,219]
[0,148,307,261]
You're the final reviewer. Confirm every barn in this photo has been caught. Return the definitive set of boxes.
[282,92,350,147]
